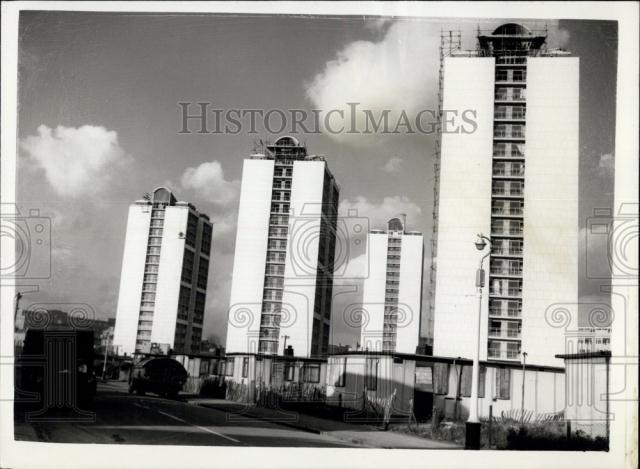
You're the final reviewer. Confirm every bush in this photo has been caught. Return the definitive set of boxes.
[506,426,608,451]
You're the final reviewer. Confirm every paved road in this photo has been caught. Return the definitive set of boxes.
[14,382,357,447]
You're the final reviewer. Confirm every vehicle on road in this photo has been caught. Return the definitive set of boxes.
[128,357,188,398]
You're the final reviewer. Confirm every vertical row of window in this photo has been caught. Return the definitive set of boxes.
[382,235,402,352]
[136,206,166,350]
[311,170,338,357]
[259,163,293,354]
[488,62,527,361]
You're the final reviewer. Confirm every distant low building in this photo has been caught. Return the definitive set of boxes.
[327,344,351,355]
[576,327,611,353]
[14,308,115,353]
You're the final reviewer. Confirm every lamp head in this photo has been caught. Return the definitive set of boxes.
[475,237,487,251]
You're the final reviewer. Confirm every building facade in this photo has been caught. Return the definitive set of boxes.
[360,217,424,354]
[113,187,212,356]
[226,136,339,358]
[432,24,579,367]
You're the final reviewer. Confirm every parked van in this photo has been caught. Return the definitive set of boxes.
[128,357,188,398]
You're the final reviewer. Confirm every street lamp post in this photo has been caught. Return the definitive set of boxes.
[466,233,491,450]
[14,292,23,324]
[521,351,528,422]
[282,335,290,354]
[102,334,112,381]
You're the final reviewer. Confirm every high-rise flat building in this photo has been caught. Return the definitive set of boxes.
[226,137,339,357]
[113,187,212,356]
[226,136,339,358]
[432,24,579,367]
[360,217,424,354]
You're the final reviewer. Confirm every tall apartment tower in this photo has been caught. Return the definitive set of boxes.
[226,136,339,358]
[360,217,424,354]
[113,187,212,356]
[432,24,579,367]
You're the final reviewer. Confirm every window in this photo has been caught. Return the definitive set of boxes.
[495,69,508,82]
[197,258,209,289]
[330,357,346,387]
[460,366,486,398]
[181,249,194,283]
[201,223,212,254]
[186,213,198,248]
[177,286,191,320]
[284,362,295,381]
[225,358,235,377]
[433,363,449,394]
[493,142,506,156]
[242,357,249,378]
[365,358,378,391]
[496,368,511,399]
[303,363,320,383]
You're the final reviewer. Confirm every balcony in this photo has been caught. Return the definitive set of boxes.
[489,307,521,318]
[490,227,523,237]
[491,207,524,217]
[494,93,526,103]
[263,292,283,301]
[491,246,523,257]
[260,317,281,328]
[493,130,526,141]
[259,330,279,340]
[494,110,526,121]
[489,267,523,277]
[489,328,522,339]
[496,56,527,65]
[492,168,525,178]
[488,349,521,360]
[268,230,288,239]
[489,287,522,298]
[493,150,525,159]
[492,187,524,198]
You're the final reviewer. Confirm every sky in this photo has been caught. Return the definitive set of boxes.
[16,12,617,347]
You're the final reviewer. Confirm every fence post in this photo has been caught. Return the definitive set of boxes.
[488,405,493,448]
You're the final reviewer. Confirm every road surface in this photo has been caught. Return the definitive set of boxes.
[14,381,357,447]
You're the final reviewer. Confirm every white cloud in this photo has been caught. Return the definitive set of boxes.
[306,19,568,145]
[598,153,615,177]
[305,21,439,144]
[19,125,131,197]
[339,195,422,230]
[381,156,403,173]
[180,161,240,207]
